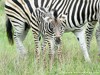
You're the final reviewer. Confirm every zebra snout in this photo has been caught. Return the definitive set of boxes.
[55,37,61,44]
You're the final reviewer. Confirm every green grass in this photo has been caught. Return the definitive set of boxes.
[1,2,100,75]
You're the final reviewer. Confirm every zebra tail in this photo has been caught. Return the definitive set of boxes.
[6,18,14,45]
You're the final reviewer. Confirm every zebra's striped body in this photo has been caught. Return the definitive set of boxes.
[65,0,98,28]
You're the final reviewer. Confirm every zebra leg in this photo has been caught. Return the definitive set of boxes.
[85,22,95,51]
[33,32,41,63]
[41,35,48,68]
[12,21,29,59]
[48,37,55,70]
[74,28,91,62]
[96,23,100,55]
[20,23,30,42]
[55,37,63,64]
[57,44,63,64]
[41,35,47,52]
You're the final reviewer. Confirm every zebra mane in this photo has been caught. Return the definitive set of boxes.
[53,10,58,21]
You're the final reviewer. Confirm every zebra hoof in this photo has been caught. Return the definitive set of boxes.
[85,58,91,63]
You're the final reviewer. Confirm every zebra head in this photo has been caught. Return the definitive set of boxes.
[36,7,67,44]
[44,10,67,44]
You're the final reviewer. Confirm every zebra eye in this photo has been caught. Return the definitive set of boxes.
[49,24,53,31]
[60,26,63,30]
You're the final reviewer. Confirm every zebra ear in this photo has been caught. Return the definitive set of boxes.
[43,17,53,22]
[59,14,67,21]
[36,7,48,15]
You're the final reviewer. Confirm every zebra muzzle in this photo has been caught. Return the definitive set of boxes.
[55,37,61,44]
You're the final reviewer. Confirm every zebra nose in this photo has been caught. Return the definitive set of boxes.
[55,37,61,44]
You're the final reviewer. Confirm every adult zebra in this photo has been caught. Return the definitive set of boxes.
[5,0,66,68]
[57,0,100,62]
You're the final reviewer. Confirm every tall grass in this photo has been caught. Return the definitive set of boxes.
[0,0,4,8]
[0,1,100,75]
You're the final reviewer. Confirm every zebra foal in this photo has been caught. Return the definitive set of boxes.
[35,7,66,67]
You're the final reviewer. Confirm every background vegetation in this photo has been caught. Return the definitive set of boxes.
[0,0,100,75]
